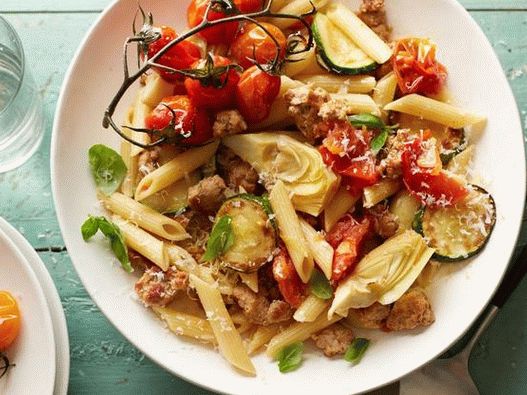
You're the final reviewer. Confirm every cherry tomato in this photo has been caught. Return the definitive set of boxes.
[272,247,306,308]
[235,66,280,123]
[0,291,21,351]
[146,26,202,82]
[401,136,467,207]
[234,0,263,13]
[392,38,447,96]
[145,96,212,145]
[187,0,239,45]
[326,216,371,283]
[230,22,287,69]
[184,55,240,111]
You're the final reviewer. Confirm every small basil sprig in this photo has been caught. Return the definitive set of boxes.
[348,114,397,155]
[277,342,304,373]
[88,144,127,195]
[309,270,333,300]
[81,215,132,273]
[203,215,235,261]
[344,338,370,365]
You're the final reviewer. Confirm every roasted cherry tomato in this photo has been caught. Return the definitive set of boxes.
[146,26,202,82]
[392,38,447,96]
[234,0,263,13]
[401,136,467,207]
[272,247,306,308]
[187,0,239,45]
[235,66,280,123]
[184,55,241,111]
[0,291,21,351]
[145,95,212,145]
[230,22,287,69]
[326,216,371,283]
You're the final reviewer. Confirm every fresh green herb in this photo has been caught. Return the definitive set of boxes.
[348,113,385,130]
[344,338,370,365]
[309,270,333,300]
[203,215,235,261]
[81,215,132,272]
[277,342,304,373]
[370,129,389,155]
[88,144,127,195]
[412,207,426,235]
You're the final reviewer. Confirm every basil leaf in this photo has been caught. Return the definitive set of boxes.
[344,338,370,365]
[203,215,235,261]
[370,129,389,154]
[277,342,304,373]
[348,114,385,130]
[309,270,333,300]
[88,144,127,195]
[80,216,133,273]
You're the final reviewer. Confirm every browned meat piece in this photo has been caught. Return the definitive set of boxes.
[386,289,435,331]
[212,110,248,138]
[232,284,293,325]
[348,302,391,329]
[375,60,394,80]
[135,266,189,307]
[367,203,400,239]
[357,0,392,42]
[217,146,259,193]
[187,175,226,214]
[312,324,354,357]
[378,129,411,178]
[137,146,162,179]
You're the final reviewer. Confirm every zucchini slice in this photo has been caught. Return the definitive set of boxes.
[312,13,378,75]
[414,186,496,262]
[216,195,277,273]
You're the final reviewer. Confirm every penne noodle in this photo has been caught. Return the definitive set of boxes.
[324,186,360,232]
[104,192,189,241]
[299,219,334,280]
[270,0,288,12]
[284,47,325,77]
[363,179,402,209]
[272,0,330,29]
[269,180,314,283]
[326,3,392,64]
[329,93,381,116]
[190,274,256,376]
[166,244,200,273]
[384,94,487,128]
[135,141,219,201]
[153,306,216,344]
[141,73,175,108]
[247,324,281,355]
[373,72,398,122]
[120,108,138,197]
[293,295,330,323]
[130,88,153,157]
[112,215,169,271]
[266,308,342,358]
[298,74,376,94]
[239,272,259,293]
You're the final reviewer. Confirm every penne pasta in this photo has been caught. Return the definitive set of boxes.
[326,3,392,64]
[298,74,376,94]
[293,295,330,323]
[384,94,487,128]
[269,181,314,283]
[112,215,169,270]
[190,274,256,376]
[247,324,281,355]
[329,93,381,116]
[373,72,398,122]
[130,88,153,157]
[120,108,138,197]
[299,219,334,280]
[270,0,288,12]
[135,141,219,201]
[239,272,259,293]
[272,0,330,29]
[166,244,200,274]
[153,306,216,343]
[324,186,360,232]
[266,308,342,358]
[141,73,175,108]
[104,192,189,241]
[363,179,402,208]
[283,47,325,77]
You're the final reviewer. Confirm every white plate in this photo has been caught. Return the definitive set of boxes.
[0,227,56,395]
[0,218,70,395]
[51,0,525,394]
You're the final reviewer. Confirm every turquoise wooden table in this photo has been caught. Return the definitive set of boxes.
[0,1,526,394]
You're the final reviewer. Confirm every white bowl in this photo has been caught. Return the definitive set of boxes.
[51,0,525,393]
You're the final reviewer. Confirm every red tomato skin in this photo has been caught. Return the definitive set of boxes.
[187,0,239,45]
[272,248,307,308]
[234,0,263,13]
[235,66,281,123]
[230,22,287,69]
[146,26,201,82]
[401,138,467,207]
[145,95,212,145]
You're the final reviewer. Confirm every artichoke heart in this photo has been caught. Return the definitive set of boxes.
[223,133,339,216]
[328,230,435,317]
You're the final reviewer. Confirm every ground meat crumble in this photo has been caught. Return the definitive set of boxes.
[312,324,355,357]
[187,175,227,214]
[135,266,189,308]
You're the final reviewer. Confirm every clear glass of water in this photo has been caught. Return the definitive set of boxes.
[0,16,44,173]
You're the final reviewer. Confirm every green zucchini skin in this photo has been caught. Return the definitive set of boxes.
[412,186,496,262]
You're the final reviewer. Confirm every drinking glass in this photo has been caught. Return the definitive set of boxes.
[0,16,44,173]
